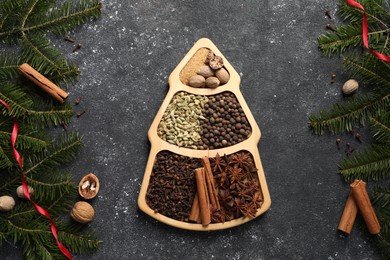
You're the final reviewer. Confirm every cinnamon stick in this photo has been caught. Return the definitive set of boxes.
[350,180,380,235]
[338,192,358,235]
[202,156,220,210]
[194,168,210,226]
[188,193,201,223]
[18,63,68,103]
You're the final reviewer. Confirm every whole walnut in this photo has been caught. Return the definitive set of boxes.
[70,201,94,223]
[0,195,15,212]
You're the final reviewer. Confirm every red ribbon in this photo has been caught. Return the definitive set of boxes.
[346,0,390,62]
[0,99,72,260]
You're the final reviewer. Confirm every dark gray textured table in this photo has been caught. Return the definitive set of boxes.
[1,0,381,259]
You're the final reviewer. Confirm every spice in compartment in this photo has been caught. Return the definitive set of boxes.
[180,47,230,88]
[146,150,263,224]
[198,92,251,149]
[157,92,251,149]
[157,92,208,149]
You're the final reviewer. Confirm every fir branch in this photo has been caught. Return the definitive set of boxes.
[0,53,21,80]
[372,185,390,208]
[21,33,78,81]
[0,0,101,257]
[0,87,74,126]
[0,170,19,193]
[0,0,102,39]
[0,146,13,168]
[0,134,81,193]
[370,112,390,144]
[338,144,390,182]
[309,89,390,135]
[26,0,102,36]
[319,0,390,57]
[318,24,366,56]
[0,130,48,152]
[343,53,390,87]
[25,172,73,201]
[58,225,101,254]
[8,188,74,221]
[23,133,82,176]
[338,0,390,28]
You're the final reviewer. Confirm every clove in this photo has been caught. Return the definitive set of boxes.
[355,132,362,143]
[326,24,336,32]
[77,111,86,118]
[336,138,341,150]
[331,73,336,84]
[325,10,332,19]
[64,35,75,43]
[60,121,68,132]
[73,43,82,52]
[75,97,81,105]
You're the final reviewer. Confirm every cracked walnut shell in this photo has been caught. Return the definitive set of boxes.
[78,173,100,199]
[71,201,94,223]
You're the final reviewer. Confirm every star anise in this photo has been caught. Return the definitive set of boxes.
[211,208,232,223]
[249,192,264,209]
[229,151,257,173]
[239,201,258,218]
[218,188,234,209]
[211,153,228,172]
[215,170,229,188]
[227,164,244,184]
[230,197,245,218]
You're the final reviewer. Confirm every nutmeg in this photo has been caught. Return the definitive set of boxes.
[78,173,100,200]
[188,75,206,88]
[70,201,94,223]
[342,79,359,95]
[0,195,15,212]
[16,185,34,199]
[197,65,214,78]
[215,68,230,84]
[205,77,220,88]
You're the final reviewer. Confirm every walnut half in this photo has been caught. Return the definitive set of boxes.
[78,173,100,199]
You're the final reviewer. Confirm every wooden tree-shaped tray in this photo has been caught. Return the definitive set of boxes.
[138,38,271,231]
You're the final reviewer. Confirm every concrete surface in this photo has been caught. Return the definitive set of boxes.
[1,0,383,259]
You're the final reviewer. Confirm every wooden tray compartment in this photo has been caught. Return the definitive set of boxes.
[138,38,270,231]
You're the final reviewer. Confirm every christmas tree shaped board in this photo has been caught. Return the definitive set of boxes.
[138,38,270,230]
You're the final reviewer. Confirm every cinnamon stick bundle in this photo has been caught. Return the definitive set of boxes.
[202,157,220,211]
[18,63,68,103]
[338,192,358,235]
[350,180,380,235]
[194,168,210,226]
[188,193,201,223]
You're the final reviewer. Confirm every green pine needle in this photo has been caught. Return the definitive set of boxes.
[370,112,390,144]
[309,89,390,135]
[23,132,83,176]
[0,0,102,258]
[373,185,390,208]
[339,144,390,182]
[0,53,21,80]
[343,53,390,87]
[0,83,74,126]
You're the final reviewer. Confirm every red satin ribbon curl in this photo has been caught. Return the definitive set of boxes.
[346,0,390,62]
[0,99,72,260]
